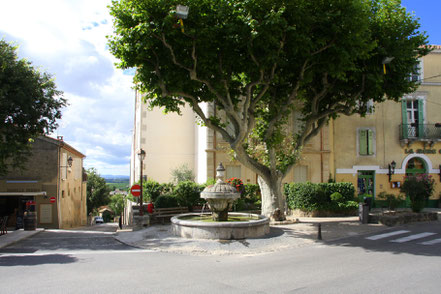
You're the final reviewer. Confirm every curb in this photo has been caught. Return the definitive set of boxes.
[0,228,44,249]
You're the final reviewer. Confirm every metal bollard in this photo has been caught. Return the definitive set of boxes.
[317,223,322,240]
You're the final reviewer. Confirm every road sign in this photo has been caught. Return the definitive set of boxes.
[50,196,56,203]
[131,184,141,197]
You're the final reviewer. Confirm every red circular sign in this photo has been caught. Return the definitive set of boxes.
[50,196,56,203]
[130,184,141,197]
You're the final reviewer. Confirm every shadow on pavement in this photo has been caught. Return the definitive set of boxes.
[0,254,78,266]
[325,221,441,258]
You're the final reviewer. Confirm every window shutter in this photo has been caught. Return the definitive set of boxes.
[359,130,367,155]
[418,99,424,138]
[367,129,374,155]
[401,100,408,139]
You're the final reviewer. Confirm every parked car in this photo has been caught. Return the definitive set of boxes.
[94,216,104,224]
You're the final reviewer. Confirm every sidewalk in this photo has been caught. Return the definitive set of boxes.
[114,216,389,256]
[0,229,44,249]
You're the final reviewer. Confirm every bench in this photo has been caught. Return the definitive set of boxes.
[0,216,8,236]
[152,207,189,224]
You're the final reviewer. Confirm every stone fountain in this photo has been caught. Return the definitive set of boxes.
[200,163,239,221]
[171,163,270,240]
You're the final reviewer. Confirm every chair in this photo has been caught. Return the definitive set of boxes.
[0,216,8,235]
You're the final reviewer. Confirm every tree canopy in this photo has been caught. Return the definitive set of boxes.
[0,39,66,175]
[86,168,111,214]
[108,0,429,219]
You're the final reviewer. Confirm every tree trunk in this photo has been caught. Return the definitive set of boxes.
[258,175,286,221]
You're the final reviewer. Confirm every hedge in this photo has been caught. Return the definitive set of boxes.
[285,182,356,212]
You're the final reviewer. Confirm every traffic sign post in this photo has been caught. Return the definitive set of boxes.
[130,184,141,197]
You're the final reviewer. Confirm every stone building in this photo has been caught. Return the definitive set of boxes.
[0,136,87,229]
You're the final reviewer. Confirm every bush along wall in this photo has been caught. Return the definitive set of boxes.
[284,182,357,216]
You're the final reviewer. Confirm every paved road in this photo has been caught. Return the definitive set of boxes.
[0,222,440,293]
[0,223,134,254]
[328,221,441,257]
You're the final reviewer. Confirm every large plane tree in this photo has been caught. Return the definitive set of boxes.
[108,0,428,220]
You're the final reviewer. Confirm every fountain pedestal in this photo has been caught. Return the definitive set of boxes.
[171,163,270,240]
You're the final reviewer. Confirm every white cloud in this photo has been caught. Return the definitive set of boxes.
[0,0,134,176]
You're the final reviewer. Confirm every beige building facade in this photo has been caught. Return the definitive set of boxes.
[334,47,441,207]
[130,90,208,185]
[0,136,87,229]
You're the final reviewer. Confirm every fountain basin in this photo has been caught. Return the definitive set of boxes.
[171,212,270,240]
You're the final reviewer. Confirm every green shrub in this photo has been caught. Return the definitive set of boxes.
[174,181,202,210]
[378,192,403,211]
[154,194,178,208]
[401,174,434,212]
[160,183,175,195]
[285,182,356,213]
[330,192,343,203]
[143,180,163,202]
[285,182,328,212]
[243,184,261,205]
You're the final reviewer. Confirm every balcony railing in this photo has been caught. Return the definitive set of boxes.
[399,124,441,141]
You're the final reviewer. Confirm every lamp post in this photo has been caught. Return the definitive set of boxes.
[388,160,396,182]
[137,149,146,216]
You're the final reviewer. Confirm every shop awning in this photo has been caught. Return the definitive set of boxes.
[0,192,47,196]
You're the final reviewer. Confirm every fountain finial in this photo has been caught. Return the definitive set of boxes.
[216,162,225,183]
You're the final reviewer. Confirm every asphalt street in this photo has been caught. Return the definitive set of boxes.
[0,222,440,293]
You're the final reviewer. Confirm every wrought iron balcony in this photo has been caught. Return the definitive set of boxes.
[399,123,441,141]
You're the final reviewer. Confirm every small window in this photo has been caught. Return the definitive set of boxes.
[408,61,422,82]
[226,165,241,179]
[293,165,308,183]
[358,129,374,156]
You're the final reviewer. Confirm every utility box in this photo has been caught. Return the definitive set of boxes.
[359,203,369,224]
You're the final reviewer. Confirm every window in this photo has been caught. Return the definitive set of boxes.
[408,60,423,82]
[358,129,374,156]
[401,98,424,138]
[226,165,241,179]
[293,165,308,183]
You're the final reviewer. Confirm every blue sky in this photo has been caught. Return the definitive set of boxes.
[0,0,439,176]
[402,0,441,44]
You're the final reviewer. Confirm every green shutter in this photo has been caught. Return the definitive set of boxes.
[418,99,424,138]
[367,129,374,155]
[359,130,367,155]
[401,100,408,139]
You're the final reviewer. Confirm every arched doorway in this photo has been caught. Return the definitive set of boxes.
[405,157,427,176]
[404,157,427,206]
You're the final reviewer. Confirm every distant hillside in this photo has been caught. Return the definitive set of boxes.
[102,175,130,183]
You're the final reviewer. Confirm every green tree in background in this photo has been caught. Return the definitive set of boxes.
[109,193,125,216]
[171,164,195,183]
[109,0,428,220]
[86,168,110,214]
[0,39,66,175]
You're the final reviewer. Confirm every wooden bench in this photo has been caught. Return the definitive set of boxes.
[152,207,189,224]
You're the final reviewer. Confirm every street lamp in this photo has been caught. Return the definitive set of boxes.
[61,156,73,177]
[388,160,396,182]
[137,149,146,216]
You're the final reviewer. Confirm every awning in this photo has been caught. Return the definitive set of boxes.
[0,192,47,196]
